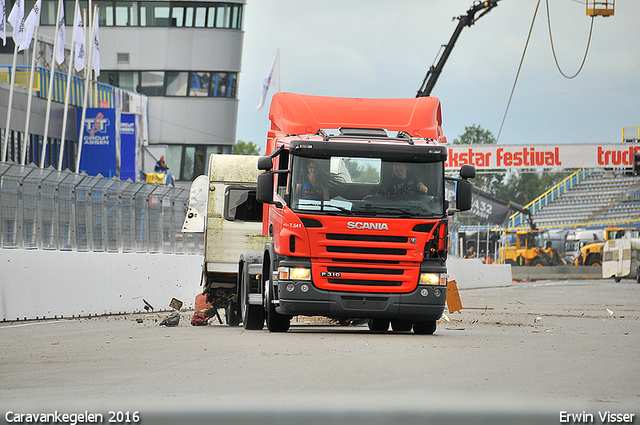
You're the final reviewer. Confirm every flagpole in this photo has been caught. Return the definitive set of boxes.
[58,0,80,171]
[75,5,96,173]
[40,0,63,168]
[277,48,281,93]
[21,25,38,165]
[2,44,19,163]
[59,23,76,171]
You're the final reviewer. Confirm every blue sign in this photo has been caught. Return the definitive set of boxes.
[78,108,118,177]
[120,114,136,181]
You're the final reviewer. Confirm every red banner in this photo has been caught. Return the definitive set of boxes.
[444,143,640,170]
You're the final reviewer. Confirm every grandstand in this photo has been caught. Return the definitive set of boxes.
[513,169,640,229]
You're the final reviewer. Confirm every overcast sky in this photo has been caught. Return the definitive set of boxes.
[235,0,639,153]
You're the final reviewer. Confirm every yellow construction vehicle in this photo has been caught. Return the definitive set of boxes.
[499,229,565,266]
[498,203,565,266]
[576,227,639,267]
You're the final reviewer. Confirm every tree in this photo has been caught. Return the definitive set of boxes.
[233,140,262,155]
[453,124,496,145]
[452,125,502,194]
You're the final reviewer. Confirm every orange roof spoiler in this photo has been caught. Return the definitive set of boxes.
[268,92,446,142]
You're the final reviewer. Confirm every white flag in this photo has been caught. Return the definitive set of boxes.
[256,49,279,111]
[92,15,99,77]
[8,0,27,49]
[19,0,40,51]
[0,0,6,46]
[54,0,64,64]
[73,0,84,72]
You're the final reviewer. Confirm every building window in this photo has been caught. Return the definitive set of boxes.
[95,1,115,26]
[165,145,232,181]
[140,1,171,26]
[189,72,210,96]
[140,71,165,96]
[194,6,207,27]
[211,72,237,98]
[166,72,189,96]
[115,1,139,26]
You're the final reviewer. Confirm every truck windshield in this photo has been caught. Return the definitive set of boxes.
[290,156,444,217]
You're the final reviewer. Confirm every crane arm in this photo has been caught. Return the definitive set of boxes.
[417,0,501,98]
[506,200,537,231]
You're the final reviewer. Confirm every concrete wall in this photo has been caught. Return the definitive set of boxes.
[0,250,513,321]
[446,258,513,289]
[0,250,203,321]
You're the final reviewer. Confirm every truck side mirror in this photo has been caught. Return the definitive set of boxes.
[460,164,476,179]
[456,179,473,212]
[256,172,274,204]
[257,156,273,171]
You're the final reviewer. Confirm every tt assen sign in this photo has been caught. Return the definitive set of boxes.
[444,143,640,170]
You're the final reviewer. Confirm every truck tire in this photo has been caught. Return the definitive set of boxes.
[531,258,549,267]
[391,319,413,332]
[413,320,437,335]
[265,279,290,332]
[368,318,389,332]
[241,268,264,330]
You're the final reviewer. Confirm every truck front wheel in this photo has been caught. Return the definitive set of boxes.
[265,279,290,332]
[368,318,390,332]
[241,269,264,330]
[531,258,549,267]
[413,320,437,335]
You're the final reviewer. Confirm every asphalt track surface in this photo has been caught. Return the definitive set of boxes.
[1,279,638,425]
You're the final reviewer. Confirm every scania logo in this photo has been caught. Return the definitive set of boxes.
[346,221,389,230]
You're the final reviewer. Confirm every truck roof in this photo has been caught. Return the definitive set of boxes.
[268,92,446,142]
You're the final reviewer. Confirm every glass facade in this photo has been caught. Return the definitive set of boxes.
[28,0,243,29]
[99,70,237,98]
[167,144,232,181]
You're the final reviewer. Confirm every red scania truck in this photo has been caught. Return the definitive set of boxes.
[184,92,474,334]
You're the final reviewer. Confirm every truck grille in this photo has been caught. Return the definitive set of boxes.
[326,233,407,243]
[326,266,404,275]
[325,233,408,256]
[309,227,423,293]
[326,246,407,255]
[328,279,403,286]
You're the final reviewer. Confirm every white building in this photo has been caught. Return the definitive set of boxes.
[1,0,245,182]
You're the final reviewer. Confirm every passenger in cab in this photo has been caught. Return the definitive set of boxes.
[296,160,330,200]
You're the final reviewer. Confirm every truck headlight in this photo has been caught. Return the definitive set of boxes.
[278,267,311,281]
[419,273,447,286]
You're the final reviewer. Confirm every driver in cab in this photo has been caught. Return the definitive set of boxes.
[383,163,428,196]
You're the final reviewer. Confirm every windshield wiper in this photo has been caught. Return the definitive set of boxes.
[322,203,355,215]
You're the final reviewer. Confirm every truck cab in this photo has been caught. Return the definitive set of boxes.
[185,93,474,334]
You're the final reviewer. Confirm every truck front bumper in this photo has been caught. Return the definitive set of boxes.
[276,281,446,321]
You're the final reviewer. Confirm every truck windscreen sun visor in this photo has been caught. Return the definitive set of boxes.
[290,140,447,163]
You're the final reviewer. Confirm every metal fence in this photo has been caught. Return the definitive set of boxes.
[0,162,203,254]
